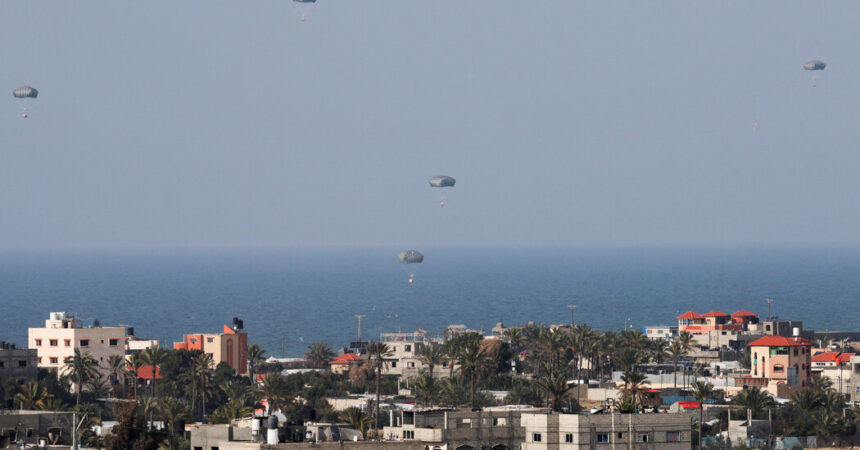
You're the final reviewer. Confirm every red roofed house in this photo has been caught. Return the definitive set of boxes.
[330,353,364,375]
[811,352,854,397]
[677,311,705,333]
[679,311,744,335]
[736,335,812,398]
[729,310,760,328]
[132,364,162,381]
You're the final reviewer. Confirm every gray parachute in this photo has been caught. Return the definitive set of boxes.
[803,60,826,71]
[13,86,38,98]
[397,250,424,264]
[429,176,456,188]
[293,0,316,2]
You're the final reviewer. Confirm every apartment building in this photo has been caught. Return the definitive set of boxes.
[173,318,248,374]
[28,312,127,376]
[520,411,695,450]
[0,341,38,384]
[734,334,812,398]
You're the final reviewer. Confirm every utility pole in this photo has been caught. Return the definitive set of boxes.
[765,298,774,321]
[567,305,577,327]
[354,314,365,342]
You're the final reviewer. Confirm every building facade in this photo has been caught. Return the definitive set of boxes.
[0,342,38,384]
[735,335,812,398]
[28,312,127,376]
[520,412,695,450]
[173,320,248,375]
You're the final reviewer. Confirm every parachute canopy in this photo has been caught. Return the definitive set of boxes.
[397,250,424,264]
[293,0,316,2]
[429,176,456,188]
[803,60,826,71]
[13,86,38,98]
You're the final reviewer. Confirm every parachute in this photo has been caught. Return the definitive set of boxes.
[803,60,826,71]
[13,86,38,117]
[13,86,38,98]
[397,250,424,264]
[429,176,456,188]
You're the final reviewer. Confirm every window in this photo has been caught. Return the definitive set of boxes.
[666,432,681,442]
[636,434,648,442]
[35,339,42,347]
[109,339,119,346]
[391,361,397,368]
[207,353,213,359]
[207,337,214,343]
[49,339,58,347]
[405,345,411,352]
[597,433,609,443]
[63,357,71,363]
[404,430,414,439]
[191,337,197,343]
[532,433,541,442]
[617,433,623,439]
[773,364,784,372]
[493,418,507,426]
[49,357,58,364]
[565,433,573,443]
[793,348,798,356]
[407,362,415,368]
[194,447,203,450]
[657,329,663,334]
[64,339,71,347]
[80,339,89,347]
[18,360,26,367]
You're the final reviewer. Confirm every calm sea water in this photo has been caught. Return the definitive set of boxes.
[0,246,858,357]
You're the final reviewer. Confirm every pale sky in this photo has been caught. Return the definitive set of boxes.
[1,1,859,250]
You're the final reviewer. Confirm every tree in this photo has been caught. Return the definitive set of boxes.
[416,344,445,378]
[534,369,573,412]
[306,342,336,370]
[649,338,670,364]
[158,396,189,436]
[141,347,169,397]
[341,406,370,438]
[365,341,392,439]
[128,352,145,400]
[104,354,128,398]
[65,348,99,406]
[412,371,436,407]
[86,377,112,399]
[455,339,491,408]
[246,343,267,383]
[692,381,714,447]
[668,341,687,388]
[258,372,290,414]
[15,380,50,409]
[193,353,214,417]
[731,386,775,417]
[619,370,650,412]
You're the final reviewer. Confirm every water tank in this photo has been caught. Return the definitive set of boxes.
[127,327,134,336]
[792,327,800,337]
[267,416,279,444]
[93,319,101,327]
[49,312,59,321]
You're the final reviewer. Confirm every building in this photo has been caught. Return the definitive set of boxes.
[330,353,363,375]
[850,354,860,405]
[126,335,159,356]
[0,410,75,447]
[643,325,677,340]
[520,411,695,449]
[28,312,127,376]
[677,310,755,335]
[735,335,812,398]
[0,341,38,384]
[379,331,437,378]
[173,318,248,375]
[384,406,547,450]
[811,351,853,397]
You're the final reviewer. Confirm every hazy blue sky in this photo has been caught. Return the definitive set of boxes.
[2,1,859,250]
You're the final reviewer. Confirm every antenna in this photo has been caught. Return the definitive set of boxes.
[354,314,365,342]
[765,298,774,321]
[567,305,577,327]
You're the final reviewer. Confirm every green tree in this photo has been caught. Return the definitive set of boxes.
[731,386,775,418]
[455,339,491,408]
[258,372,290,413]
[305,342,336,369]
[246,343,267,383]
[619,370,650,412]
[416,344,445,378]
[158,396,189,436]
[105,354,128,398]
[128,352,145,400]
[15,380,50,410]
[86,377,112,399]
[534,369,573,412]
[193,353,214,417]
[141,347,169,397]
[692,381,714,447]
[668,340,687,388]
[411,371,436,407]
[341,406,370,438]
[65,348,99,406]
[366,341,392,439]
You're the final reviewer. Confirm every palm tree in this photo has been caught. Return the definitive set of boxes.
[455,340,491,408]
[105,354,128,398]
[65,348,99,406]
[668,340,687,388]
[128,352,145,400]
[649,338,670,364]
[39,397,66,411]
[677,332,695,353]
[258,372,290,414]
[620,370,650,412]
[731,386,775,418]
[365,341,392,439]
[86,378,112,399]
[412,371,436,407]
[209,400,252,424]
[416,344,445,378]
[246,343,267,383]
[341,406,370,438]
[158,397,188,436]
[193,353,214,417]
[141,347,168,397]
[502,327,527,352]
[534,369,572,412]
[15,380,49,409]
[305,342,336,369]
[138,396,159,430]
[692,381,714,448]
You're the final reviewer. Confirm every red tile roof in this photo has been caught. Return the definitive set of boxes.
[749,336,812,347]
[812,352,852,364]
[703,310,728,317]
[731,310,759,317]
[331,353,363,365]
[131,365,162,380]
[677,311,703,320]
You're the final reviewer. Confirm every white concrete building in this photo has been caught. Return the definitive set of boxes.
[520,412,695,450]
[28,312,127,376]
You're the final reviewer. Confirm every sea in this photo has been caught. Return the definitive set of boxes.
[1,246,858,357]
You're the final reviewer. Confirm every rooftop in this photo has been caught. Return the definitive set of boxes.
[677,311,703,320]
[731,310,759,317]
[749,336,812,347]
[703,310,728,317]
